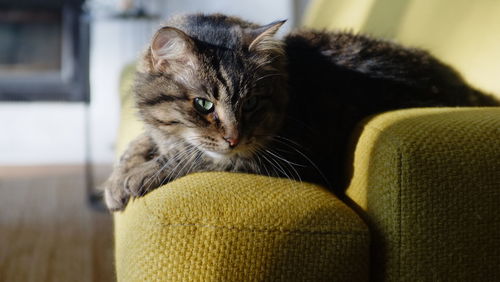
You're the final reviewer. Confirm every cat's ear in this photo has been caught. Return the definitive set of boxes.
[150,26,198,72]
[246,20,286,52]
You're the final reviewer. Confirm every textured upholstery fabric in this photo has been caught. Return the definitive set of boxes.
[346,107,500,281]
[114,172,370,281]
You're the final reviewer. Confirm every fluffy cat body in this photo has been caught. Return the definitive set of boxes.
[104,14,498,211]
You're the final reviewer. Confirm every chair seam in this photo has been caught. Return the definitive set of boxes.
[359,125,404,280]
[398,147,403,281]
[145,220,369,235]
[138,193,367,235]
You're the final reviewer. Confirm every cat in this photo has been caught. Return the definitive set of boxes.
[104,13,499,211]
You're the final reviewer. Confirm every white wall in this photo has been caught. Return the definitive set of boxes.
[0,103,87,165]
[0,0,300,165]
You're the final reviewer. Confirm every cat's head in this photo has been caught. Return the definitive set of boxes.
[135,14,288,160]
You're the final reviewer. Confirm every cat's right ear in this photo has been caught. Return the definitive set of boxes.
[149,27,197,73]
[246,20,286,52]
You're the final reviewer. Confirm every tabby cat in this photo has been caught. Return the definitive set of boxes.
[104,14,498,211]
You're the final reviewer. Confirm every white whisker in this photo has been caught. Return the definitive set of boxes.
[266,148,303,186]
[254,73,283,83]
[262,150,297,184]
[270,136,332,188]
[264,148,306,167]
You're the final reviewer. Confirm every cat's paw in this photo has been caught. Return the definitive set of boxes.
[104,187,129,211]
[102,171,134,211]
[123,171,151,197]
[103,178,130,212]
[103,166,160,211]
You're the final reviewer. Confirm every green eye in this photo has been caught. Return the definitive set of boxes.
[243,96,259,112]
[194,97,214,114]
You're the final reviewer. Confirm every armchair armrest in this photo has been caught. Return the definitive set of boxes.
[114,172,369,281]
[346,107,500,281]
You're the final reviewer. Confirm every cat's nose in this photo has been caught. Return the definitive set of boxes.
[224,136,240,148]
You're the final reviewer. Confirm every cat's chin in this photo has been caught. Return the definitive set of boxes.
[204,150,228,160]
[203,149,254,161]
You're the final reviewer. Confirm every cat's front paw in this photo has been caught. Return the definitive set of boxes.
[123,170,152,197]
[103,177,130,211]
[103,166,161,211]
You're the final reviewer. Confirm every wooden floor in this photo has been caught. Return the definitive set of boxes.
[0,165,115,282]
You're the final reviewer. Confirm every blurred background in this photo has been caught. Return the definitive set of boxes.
[1,0,499,168]
[0,0,305,167]
[0,0,499,280]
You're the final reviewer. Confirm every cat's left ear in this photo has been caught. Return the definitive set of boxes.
[149,26,198,73]
[246,20,287,52]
